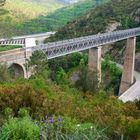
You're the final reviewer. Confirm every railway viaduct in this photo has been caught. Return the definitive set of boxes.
[0,28,140,101]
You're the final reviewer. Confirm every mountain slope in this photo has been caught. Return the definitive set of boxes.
[47,0,140,42]
[0,0,64,37]
[15,0,109,35]
[4,0,64,19]
[0,0,108,37]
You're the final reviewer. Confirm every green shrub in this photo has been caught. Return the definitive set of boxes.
[0,84,47,118]
[126,119,140,139]
[0,64,11,84]
[26,50,49,79]
[75,65,99,93]
[0,113,40,140]
[0,45,21,52]
[102,55,122,95]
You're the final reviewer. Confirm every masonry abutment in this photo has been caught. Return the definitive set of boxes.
[24,38,36,78]
[88,47,102,82]
[119,37,136,95]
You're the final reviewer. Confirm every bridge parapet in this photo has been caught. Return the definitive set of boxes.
[0,32,55,46]
[0,38,25,46]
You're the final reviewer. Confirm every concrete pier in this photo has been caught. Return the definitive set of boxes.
[119,37,136,95]
[88,47,102,82]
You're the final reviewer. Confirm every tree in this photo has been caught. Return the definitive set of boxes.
[55,67,68,84]
[25,50,49,79]
[102,55,122,95]
[0,63,11,84]
[75,61,99,94]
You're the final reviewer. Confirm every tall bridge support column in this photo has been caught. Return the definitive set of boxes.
[119,37,136,95]
[88,47,102,82]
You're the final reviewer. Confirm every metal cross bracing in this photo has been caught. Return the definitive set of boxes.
[0,38,25,46]
[31,27,140,59]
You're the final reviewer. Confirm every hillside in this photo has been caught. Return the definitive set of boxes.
[47,0,140,41]
[0,0,108,37]
[0,0,64,37]
[5,0,64,19]
[16,0,109,34]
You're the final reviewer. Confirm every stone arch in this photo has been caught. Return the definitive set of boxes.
[8,63,26,78]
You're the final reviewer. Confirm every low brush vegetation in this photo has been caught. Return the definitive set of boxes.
[0,51,140,139]
[0,45,21,52]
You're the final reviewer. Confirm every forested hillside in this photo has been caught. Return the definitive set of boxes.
[47,0,140,41]
[0,0,64,37]
[0,0,108,37]
[18,0,109,34]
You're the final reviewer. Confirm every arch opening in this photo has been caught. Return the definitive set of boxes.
[8,63,25,78]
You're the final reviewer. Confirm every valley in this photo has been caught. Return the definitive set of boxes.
[0,0,140,139]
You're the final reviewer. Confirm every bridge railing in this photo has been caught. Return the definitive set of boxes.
[0,38,25,46]
[0,32,56,46]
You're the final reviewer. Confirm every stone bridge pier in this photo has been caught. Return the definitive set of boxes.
[88,47,102,82]
[119,37,136,95]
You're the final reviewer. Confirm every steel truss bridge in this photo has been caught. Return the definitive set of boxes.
[0,28,140,59]
[32,27,140,59]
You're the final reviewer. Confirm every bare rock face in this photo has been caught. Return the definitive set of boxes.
[105,22,121,32]
[135,53,140,72]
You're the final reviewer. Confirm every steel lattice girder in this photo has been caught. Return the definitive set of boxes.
[32,27,140,59]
